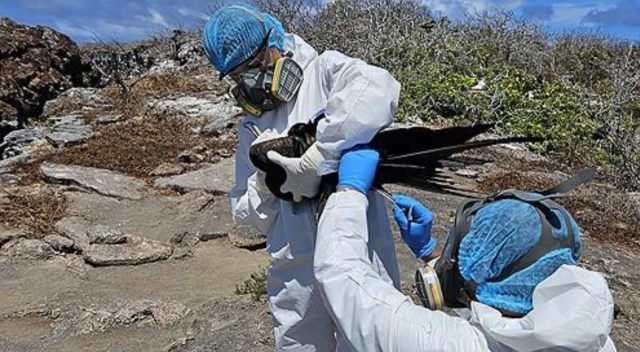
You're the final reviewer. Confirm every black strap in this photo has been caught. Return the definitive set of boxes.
[539,168,596,197]
[491,200,576,282]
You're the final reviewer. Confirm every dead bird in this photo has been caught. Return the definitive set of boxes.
[248,114,540,203]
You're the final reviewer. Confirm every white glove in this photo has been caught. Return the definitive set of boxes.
[267,143,326,202]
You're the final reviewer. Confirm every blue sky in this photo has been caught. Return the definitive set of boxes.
[1,0,639,43]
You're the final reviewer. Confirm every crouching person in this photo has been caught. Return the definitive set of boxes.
[314,146,617,352]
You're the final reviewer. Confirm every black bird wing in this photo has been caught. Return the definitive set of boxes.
[371,123,495,158]
[248,119,542,204]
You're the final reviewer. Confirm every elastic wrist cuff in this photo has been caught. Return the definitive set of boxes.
[416,238,438,259]
[337,182,366,195]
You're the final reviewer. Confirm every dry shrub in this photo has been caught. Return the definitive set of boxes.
[11,160,44,186]
[41,94,84,118]
[47,116,236,178]
[0,188,67,237]
[236,266,268,301]
[479,171,640,247]
[100,72,226,119]
[130,73,213,98]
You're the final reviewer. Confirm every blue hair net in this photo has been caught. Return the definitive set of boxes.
[458,199,582,314]
[203,4,287,75]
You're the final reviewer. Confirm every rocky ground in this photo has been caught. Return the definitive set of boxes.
[1,18,639,352]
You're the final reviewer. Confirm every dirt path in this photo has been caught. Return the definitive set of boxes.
[1,153,638,351]
[0,237,271,351]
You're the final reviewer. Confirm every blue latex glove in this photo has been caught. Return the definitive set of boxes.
[338,145,379,194]
[392,195,437,258]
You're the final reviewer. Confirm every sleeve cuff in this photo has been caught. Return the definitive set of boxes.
[417,238,438,259]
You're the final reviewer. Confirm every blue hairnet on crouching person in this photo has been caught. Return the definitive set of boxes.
[203,5,402,352]
[313,145,617,352]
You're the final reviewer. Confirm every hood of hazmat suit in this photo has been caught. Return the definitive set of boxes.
[467,264,616,352]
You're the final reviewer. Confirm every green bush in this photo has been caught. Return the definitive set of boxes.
[235,267,268,302]
[257,0,640,190]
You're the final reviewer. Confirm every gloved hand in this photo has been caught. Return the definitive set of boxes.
[392,195,437,259]
[338,145,379,194]
[267,143,326,202]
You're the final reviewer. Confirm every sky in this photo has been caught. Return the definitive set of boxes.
[1,0,639,43]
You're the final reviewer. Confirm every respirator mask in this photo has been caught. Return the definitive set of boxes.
[224,30,304,116]
[415,263,445,311]
[414,170,593,314]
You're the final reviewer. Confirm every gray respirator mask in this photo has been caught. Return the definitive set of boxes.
[228,56,303,116]
[224,31,304,116]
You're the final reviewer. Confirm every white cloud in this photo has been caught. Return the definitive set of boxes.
[177,6,209,21]
[502,0,524,11]
[424,0,524,18]
[135,7,170,28]
[549,2,616,26]
[424,0,491,17]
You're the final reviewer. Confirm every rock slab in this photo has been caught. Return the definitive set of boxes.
[54,216,92,251]
[43,234,77,253]
[52,299,190,336]
[154,158,235,194]
[0,225,26,247]
[41,163,147,200]
[0,238,55,260]
[83,237,173,266]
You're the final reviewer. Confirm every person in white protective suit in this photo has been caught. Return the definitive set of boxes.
[314,145,618,352]
[203,5,401,352]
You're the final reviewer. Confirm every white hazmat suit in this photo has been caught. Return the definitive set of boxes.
[230,34,401,352]
[314,190,618,352]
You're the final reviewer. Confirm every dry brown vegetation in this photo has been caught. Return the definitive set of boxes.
[47,116,236,179]
[9,68,234,183]
[0,188,67,237]
[479,171,640,247]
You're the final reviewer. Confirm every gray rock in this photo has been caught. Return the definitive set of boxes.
[175,190,216,213]
[0,101,18,130]
[48,113,84,126]
[200,230,228,241]
[0,153,28,171]
[1,127,46,159]
[83,236,173,266]
[0,171,20,186]
[155,158,235,194]
[52,299,190,337]
[454,169,480,179]
[45,124,93,147]
[43,234,77,253]
[170,231,201,246]
[178,149,205,164]
[86,225,126,244]
[95,114,123,125]
[0,225,26,248]
[41,163,147,200]
[54,216,92,251]
[0,238,55,260]
[202,118,234,137]
[150,163,185,177]
[149,96,242,122]
[41,88,110,118]
[229,232,267,250]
